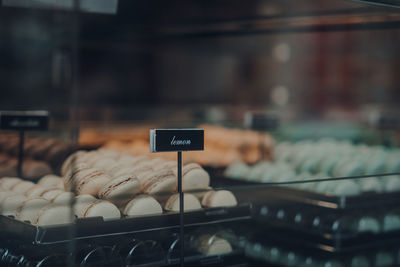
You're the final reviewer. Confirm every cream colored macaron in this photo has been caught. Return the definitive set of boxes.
[164,193,202,212]
[34,204,74,226]
[1,195,27,217]
[98,175,141,206]
[41,189,64,201]
[0,177,22,190]
[17,198,50,223]
[38,174,62,188]
[201,190,237,208]
[81,200,121,220]
[73,194,98,218]
[123,195,163,217]
[11,181,35,195]
[196,235,233,256]
[141,169,176,194]
[25,185,48,198]
[175,163,210,191]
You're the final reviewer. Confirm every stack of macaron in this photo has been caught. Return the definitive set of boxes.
[103,125,275,167]
[61,149,237,214]
[0,175,75,226]
[224,139,400,196]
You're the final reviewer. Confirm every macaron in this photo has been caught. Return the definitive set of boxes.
[61,151,87,176]
[34,204,74,226]
[141,169,176,194]
[382,214,400,232]
[11,181,35,195]
[81,200,121,221]
[25,185,49,198]
[333,180,360,196]
[196,235,232,256]
[73,194,98,218]
[41,189,64,201]
[164,193,202,212]
[174,163,210,191]
[98,175,141,206]
[1,195,27,217]
[0,191,17,203]
[38,174,62,188]
[384,176,400,192]
[52,192,75,204]
[123,195,163,217]
[0,177,22,190]
[17,197,50,223]
[67,168,111,196]
[201,190,238,208]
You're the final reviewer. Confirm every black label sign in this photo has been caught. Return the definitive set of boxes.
[0,111,49,131]
[150,128,204,152]
[244,112,279,130]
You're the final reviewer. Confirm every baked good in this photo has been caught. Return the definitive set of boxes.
[174,163,210,191]
[196,235,232,256]
[65,167,111,196]
[98,175,141,206]
[164,193,202,212]
[141,169,176,194]
[333,180,360,196]
[52,192,75,204]
[38,174,62,188]
[0,191,17,203]
[34,204,74,226]
[201,190,237,208]
[81,200,120,220]
[357,216,380,233]
[1,195,27,217]
[25,185,49,198]
[382,214,400,232]
[0,177,22,190]
[123,195,162,217]
[41,189,64,201]
[17,197,49,223]
[11,181,35,194]
[73,194,98,218]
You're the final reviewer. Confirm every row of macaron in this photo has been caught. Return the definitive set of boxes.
[274,139,400,177]
[225,161,400,196]
[61,149,211,201]
[245,241,399,267]
[0,176,237,226]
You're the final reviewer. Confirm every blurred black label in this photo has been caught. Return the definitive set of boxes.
[150,129,204,152]
[0,111,49,131]
[244,112,279,130]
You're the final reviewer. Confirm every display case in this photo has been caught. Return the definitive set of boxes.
[1,0,400,266]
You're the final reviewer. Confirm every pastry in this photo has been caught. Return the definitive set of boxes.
[41,189,64,201]
[38,174,62,188]
[351,255,370,267]
[52,192,75,204]
[17,197,50,223]
[81,200,121,220]
[98,174,141,206]
[73,194,97,218]
[34,204,74,226]
[384,176,400,192]
[196,235,232,256]
[123,195,163,217]
[173,163,210,191]
[11,181,35,194]
[0,191,16,203]
[333,180,360,196]
[1,195,27,217]
[382,214,400,232]
[25,185,49,198]
[201,190,237,208]
[141,169,176,194]
[0,177,22,190]
[164,193,202,212]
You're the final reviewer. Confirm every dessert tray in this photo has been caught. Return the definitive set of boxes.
[0,204,251,245]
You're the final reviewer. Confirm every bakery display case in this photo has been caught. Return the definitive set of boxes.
[1,0,400,266]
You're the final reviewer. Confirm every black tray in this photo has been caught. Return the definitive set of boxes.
[213,176,400,210]
[0,204,251,245]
